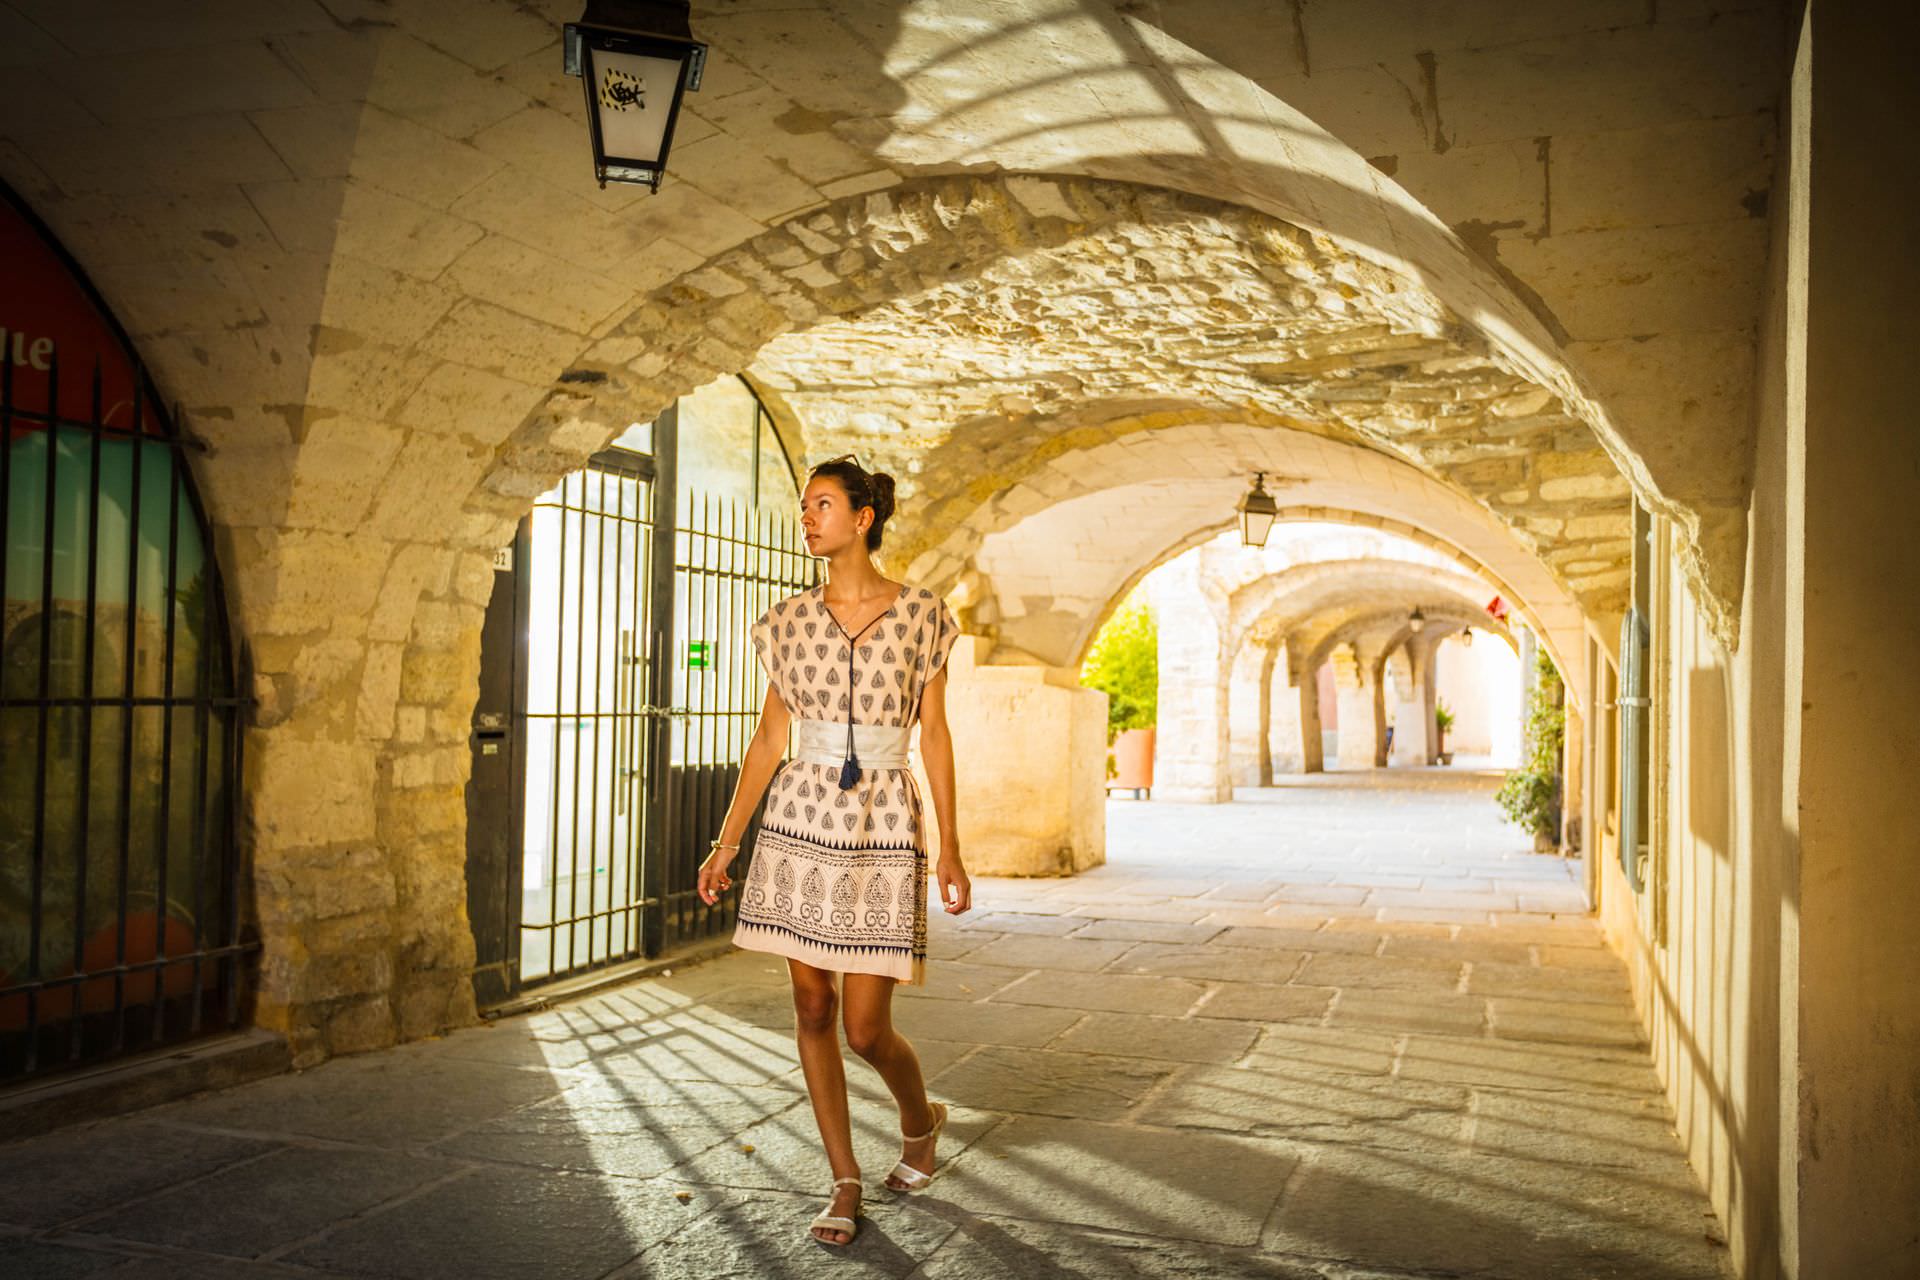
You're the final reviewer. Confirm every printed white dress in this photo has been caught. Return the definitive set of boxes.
[732,583,958,984]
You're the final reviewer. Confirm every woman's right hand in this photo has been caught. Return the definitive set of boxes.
[697,847,737,905]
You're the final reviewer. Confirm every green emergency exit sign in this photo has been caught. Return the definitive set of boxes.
[687,640,713,670]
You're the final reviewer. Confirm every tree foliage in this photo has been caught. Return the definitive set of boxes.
[1496,646,1564,839]
[1081,600,1158,739]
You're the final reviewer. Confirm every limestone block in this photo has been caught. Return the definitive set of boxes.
[1495,220,1767,340]
[1300,0,1646,72]
[395,969,477,1041]
[399,646,479,704]
[368,543,453,643]
[246,177,485,280]
[356,642,405,740]
[1552,113,1774,234]
[324,996,398,1056]
[444,233,631,333]
[306,341,439,420]
[394,706,428,744]
[1433,13,1780,148]
[250,736,380,852]
[397,360,546,438]
[245,529,394,637]
[22,114,292,199]
[418,298,583,386]
[382,785,466,844]
[1567,331,1756,508]
[611,176,767,260]
[279,29,529,140]
[284,415,407,534]
[308,948,395,1002]
[252,102,502,203]
[1386,138,1547,240]
[316,257,462,351]
[363,434,493,542]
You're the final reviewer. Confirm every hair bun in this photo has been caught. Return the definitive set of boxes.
[869,471,896,524]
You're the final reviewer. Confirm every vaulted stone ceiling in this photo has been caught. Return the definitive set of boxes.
[739,177,1630,630]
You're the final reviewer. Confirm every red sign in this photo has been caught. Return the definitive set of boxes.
[1,187,144,433]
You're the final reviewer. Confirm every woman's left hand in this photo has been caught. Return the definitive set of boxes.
[936,851,971,915]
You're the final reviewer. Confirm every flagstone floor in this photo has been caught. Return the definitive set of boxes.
[0,770,1731,1279]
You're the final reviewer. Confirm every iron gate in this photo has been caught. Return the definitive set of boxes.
[0,354,251,1083]
[465,405,813,1003]
[661,490,815,951]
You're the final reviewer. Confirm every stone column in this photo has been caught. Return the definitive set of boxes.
[1332,644,1380,770]
[913,636,1106,876]
[1298,669,1325,773]
[1265,642,1305,774]
[1150,558,1232,802]
[1228,641,1267,787]
[1387,646,1431,767]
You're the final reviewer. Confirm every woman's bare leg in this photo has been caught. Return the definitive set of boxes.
[840,973,941,1189]
[789,959,859,1242]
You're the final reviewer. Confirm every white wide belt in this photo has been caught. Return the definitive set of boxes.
[793,719,913,770]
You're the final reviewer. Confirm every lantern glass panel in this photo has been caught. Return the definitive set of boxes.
[588,43,685,165]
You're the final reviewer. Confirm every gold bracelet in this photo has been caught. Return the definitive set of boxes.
[709,839,738,851]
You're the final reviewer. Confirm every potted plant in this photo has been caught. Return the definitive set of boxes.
[1082,599,1158,797]
[1434,699,1456,765]
[1496,649,1566,851]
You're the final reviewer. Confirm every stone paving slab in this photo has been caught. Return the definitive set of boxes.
[1134,1064,1472,1151]
[927,1046,1175,1122]
[1049,1011,1259,1064]
[893,998,1082,1049]
[282,1165,720,1279]
[987,969,1207,1017]
[0,774,1730,1278]
[934,1114,1301,1246]
[1112,941,1309,985]
[79,1145,457,1260]
[1063,917,1224,945]
[955,934,1138,972]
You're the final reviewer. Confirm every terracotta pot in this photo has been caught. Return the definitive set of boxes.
[1113,727,1156,789]
[0,912,205,1031]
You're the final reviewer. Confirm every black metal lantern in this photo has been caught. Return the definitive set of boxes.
[1408,606,1427,634]
[563,1,707,191]
[1236,472,1279,547]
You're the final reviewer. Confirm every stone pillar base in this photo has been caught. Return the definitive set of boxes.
[911,637,1107,876]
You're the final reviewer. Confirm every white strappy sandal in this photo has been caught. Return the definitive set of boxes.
[808,1175,863,1245]
[885,1101,949,1191]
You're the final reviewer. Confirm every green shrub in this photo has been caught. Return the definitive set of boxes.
[1081,599,1157,740]
[1496,646,1564,839]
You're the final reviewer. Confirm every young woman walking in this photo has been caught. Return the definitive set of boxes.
[697,454,973,1247]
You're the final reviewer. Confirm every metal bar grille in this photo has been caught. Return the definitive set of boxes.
[661,491,813,951]
[516,453,658,986]
[0,352,252,1083]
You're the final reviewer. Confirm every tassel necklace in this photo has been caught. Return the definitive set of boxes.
[821,585,900,791]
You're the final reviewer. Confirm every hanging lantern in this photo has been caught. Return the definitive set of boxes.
[563,1,707,191]
[1408,606,1427,634]
[1236,473,1279,547]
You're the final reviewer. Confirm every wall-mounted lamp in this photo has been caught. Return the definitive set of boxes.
[1408,606,1427,634]
[1236,472,1279,548]
[564,1,706,191]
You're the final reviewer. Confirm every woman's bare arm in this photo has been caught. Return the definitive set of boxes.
[698,682,791,904]
[917,667,972,913]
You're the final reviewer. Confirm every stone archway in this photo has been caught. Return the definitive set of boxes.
[2,14,1766,1056]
